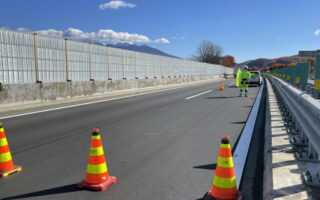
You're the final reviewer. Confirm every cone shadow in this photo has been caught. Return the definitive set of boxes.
[195,192,207,200]
[206,96,238,99]
[244,105,253,108]
[231,121,246,124]
[2,184,81,200]
[193,163,216,170]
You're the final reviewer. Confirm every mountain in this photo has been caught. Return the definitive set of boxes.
[104,43,178,58]
[243,55,312,68]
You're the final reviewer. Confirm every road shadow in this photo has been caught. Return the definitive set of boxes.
[244,105,253,108]
[272,184,311,198]
[2,184,81,200]
[206,96,238,99]
[195,192,207,200]
[193,163,216,170]
[231,121,246,124]
[193,163,216,199]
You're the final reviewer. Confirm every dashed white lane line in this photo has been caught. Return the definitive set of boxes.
[185,90,213,100]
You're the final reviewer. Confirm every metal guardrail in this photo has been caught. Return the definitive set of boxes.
[233,81,264,187]
[267,75,320,187]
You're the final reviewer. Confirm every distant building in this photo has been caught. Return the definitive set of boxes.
[298,50,320,57]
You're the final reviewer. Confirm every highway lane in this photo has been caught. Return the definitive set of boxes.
[0,80,259,200]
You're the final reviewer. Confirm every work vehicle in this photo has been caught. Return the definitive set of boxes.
[248,71,262,86]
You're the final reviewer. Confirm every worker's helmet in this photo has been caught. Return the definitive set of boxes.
[244,65,249,70]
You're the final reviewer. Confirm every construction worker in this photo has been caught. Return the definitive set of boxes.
[236,66,252,97]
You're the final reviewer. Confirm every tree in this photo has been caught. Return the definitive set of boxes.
[248,66,260,71]
[192,40,223,64]
[220,56,235,68]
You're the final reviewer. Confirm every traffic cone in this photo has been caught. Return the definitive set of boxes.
[78,128,117,191]
[204,136,242,200]
[0,122,22,178]
[219,82,225,91]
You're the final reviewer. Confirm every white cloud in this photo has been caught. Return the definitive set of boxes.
[17,27,170,44]
[64,28,89,39]
[172,36,186,40]
[36,29,64,38]
[96,29,151,43]
[154,38,170,44]
[171,33,188,41]
[314,29,320,36]
[16,28,33,33]
[99,1,136,10]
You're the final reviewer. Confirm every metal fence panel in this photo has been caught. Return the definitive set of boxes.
[108,47,123,80]
[68,40,89,81]
[37,35,66,82]
[0,29,232,84]
[91,44,107,81]
[0,29,35,83]
[123,49,135,79]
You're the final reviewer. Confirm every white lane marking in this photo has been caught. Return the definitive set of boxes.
[0,83,211,120]
[185,90,212,100]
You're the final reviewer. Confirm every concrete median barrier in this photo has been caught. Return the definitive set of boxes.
[0,75,221,110]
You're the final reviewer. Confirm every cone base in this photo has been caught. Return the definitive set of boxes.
[204,191,243,200]
[0,165,22,178]
[78,176,117,191]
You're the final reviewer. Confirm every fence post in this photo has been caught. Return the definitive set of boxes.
[160,56,163,78]
[106,46,110,80]
[145,54,147,79]
[122,49,125,79]
[32,33,41,83]
[64,39,71,82]
[134,51,137,79]
[88,43,93,81]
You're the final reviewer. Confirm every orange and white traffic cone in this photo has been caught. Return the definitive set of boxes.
[205,136,242,200]
[0,122,22,178]
[78,128,117,191]
[219,82,225,91]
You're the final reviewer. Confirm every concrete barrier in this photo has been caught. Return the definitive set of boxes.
[0,75,221,109]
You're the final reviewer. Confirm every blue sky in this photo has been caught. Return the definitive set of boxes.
[1,0,320,62]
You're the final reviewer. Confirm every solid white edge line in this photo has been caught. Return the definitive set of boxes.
[233,81,264,188]
[0,83,212,120]
[185,90,213,100]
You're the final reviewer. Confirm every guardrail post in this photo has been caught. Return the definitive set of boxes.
[315,56,320,98]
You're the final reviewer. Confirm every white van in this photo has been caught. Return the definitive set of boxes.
[248,71,262,87]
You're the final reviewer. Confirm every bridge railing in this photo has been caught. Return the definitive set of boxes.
[267,56,320,98]
[233,81,265,188]
[267,74,320,187]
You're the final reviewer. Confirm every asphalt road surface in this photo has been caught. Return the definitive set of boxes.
[0,80,259,200]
